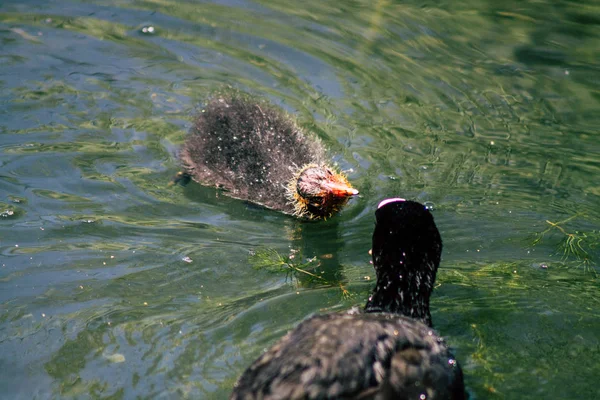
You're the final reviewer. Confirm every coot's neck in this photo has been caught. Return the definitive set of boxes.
[364,256,436,327]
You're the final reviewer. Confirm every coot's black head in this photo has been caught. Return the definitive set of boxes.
[288,164,358,219]
[366,198,442,326]
[373,198,442,273]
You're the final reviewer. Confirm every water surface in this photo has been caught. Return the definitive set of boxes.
[1,0,599,398]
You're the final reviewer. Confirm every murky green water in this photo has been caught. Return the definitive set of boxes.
[1,0,599,398]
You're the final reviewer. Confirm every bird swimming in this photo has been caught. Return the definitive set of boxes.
[176,93,358,219]
[230,198,465,400]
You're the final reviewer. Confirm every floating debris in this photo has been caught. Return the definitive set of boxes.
[141,25,155,34]
[0,210,14,218]
[105,353,126,363]
[182,256,193,263]
[423,201,435,211]
[10,28,41,42]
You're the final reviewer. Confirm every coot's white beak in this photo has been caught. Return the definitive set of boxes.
[377,198,406,209]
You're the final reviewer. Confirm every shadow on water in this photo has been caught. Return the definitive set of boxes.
[180,179,351,286]
[292,219,347,284]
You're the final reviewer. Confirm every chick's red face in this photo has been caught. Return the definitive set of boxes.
[288,165,358,219]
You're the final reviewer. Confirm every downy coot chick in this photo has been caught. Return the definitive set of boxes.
[230,198,465,400]
[177,93,358,219]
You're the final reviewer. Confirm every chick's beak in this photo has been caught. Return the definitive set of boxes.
[323,181,359,198]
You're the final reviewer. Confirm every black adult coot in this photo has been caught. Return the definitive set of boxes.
[176,93,358,220]
[230,198,465,400]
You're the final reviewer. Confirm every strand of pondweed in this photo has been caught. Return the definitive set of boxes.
[531,213,598,275]
[248,247,353,298]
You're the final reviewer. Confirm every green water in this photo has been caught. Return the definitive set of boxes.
[1,0,599,398]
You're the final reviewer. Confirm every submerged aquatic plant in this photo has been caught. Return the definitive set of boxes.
[470,323,504,397]
[531,214,599,275]
[249,248,352,298]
